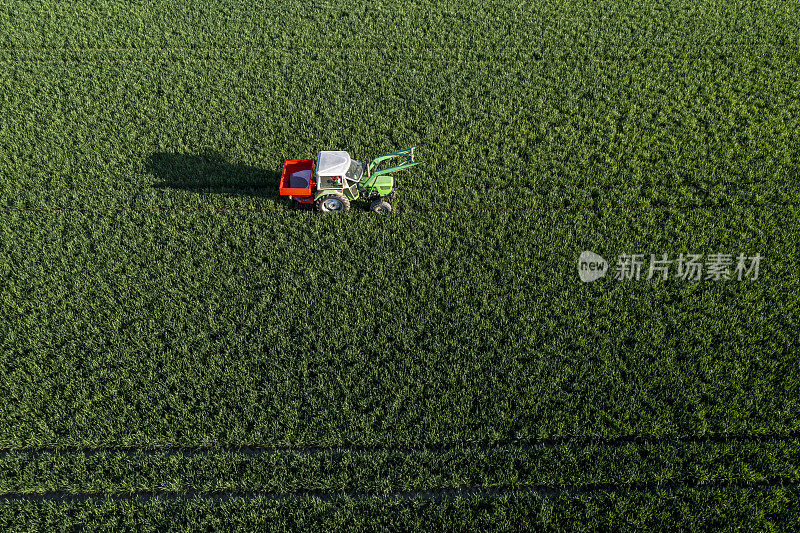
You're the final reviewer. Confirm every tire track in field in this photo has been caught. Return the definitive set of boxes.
[1,203,799,215]
[0,478,797,504]
[1,431,798,458]
[1,183,796,214]
[0,180,784,193]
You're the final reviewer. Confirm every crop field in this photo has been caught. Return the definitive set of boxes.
[1,0,799,529]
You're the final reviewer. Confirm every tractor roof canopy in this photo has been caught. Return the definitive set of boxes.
[316,151,351,176]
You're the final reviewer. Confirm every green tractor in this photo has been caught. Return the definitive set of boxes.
[278,145,424,214]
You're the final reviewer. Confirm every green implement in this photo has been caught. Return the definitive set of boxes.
[358,145,425,201]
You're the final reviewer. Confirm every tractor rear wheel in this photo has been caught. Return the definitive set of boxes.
[316,193,350,214]
[370,200,392,214]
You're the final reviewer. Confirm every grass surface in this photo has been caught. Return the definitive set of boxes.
[1,0,799,529]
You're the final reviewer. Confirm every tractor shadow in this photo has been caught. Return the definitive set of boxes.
[147,151,283,201]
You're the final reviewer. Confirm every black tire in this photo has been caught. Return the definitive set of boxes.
[370,200,392,214]
[315,193,350,214]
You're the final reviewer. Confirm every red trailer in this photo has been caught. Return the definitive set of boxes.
[278,158,316,204]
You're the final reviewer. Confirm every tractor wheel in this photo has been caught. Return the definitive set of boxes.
[316,193,350,214]
[370,200,392,214]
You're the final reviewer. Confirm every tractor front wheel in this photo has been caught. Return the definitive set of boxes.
[316,193,350,214]
[370,200,392,214]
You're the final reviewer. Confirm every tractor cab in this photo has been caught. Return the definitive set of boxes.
[315,151,364,190]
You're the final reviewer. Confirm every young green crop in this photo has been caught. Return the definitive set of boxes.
[0,0,799,527]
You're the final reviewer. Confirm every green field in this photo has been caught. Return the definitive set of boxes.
[1,0,799,529]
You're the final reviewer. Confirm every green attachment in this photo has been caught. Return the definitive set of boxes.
[359,145,425,196]
[367,145,425,178]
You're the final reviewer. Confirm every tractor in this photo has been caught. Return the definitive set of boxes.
[278,145,424,214]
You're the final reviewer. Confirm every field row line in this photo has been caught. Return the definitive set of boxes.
[0,478,796,504]
[0,182,780,192]
[2,432,798,458]
[4,56,793,66]
[4,179,784,188]
[0,45,793,61]
[0,51,794,62]
[0,41,788,52]
[0,204,795,215]
[0,1,501,17]
[2,56,795,69]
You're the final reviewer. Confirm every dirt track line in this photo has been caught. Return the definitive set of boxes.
[1,203,797,215]
[1,432,798,458]
[0,478,797,504]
